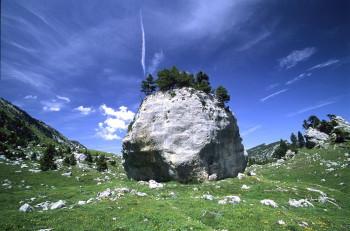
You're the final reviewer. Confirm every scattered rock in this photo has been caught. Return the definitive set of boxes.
[98,188,114,198]
[277,220,285,226]
[241,185,250,190]
[202,195,215,201]
[288,199,314,207]
[19,203,34,212]
[149,180,163,189]
[247,171,256,176]
[260,199,278,207]
[50,200,66,210]
[237,173,245,180]
[208,174,217,181]
[62,172,72,177]
[78,201,86,205]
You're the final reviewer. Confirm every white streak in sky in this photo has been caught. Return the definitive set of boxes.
[241,125,262,136]
[307,59,339,71]
[140,10,146,76]
[287,100,337,117]
[260,89,288,102]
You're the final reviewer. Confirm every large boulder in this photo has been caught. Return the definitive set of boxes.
[122,88,248,183]
[332,116,350,133]
[304,128,329,148]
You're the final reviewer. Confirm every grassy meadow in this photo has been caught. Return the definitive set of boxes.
[0,144,349,230]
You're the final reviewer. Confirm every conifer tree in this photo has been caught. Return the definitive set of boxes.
[195,71,211,93]
[215,85,230,105]
[141,74,157,95]
[298,131,305,148]
[86,152,93,163]
[290,133,298,152]
[39,144,57,171]
[97,155,108,172]
[69,154,77,166]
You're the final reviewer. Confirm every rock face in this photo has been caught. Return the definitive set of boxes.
[304,128,329,148]
[333,116,350,133]
[122,88,248,183]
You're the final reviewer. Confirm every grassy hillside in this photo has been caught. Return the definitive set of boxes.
[1,143,349,230]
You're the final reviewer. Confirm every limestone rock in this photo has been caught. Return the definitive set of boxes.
[50,200,66,210]
[332,116,350,133]
[260,199,278,207]
[122,88,247,183]
[19,203,34,212]
[304,128,329,148]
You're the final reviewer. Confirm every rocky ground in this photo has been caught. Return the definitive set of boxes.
[0,143,349,230]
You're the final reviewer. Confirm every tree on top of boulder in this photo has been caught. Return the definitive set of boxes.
[141,74,157,96]
[215,85,230,105]
[195,71,211,94]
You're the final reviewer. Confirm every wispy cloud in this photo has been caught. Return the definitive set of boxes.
[24,95,37,100]
[41,100,63,112]
[74,106,95,115]
[96,104,135,140]
[148,50,164,74]
[56,95,70,103]
[307,59,339,71]
[237,30,272,52]
[287,99,337,117]
[286,72,312,85]
[266,83,280,91]
[279,47,317,69]
[140,10,146,76]
[241,125,262,136]
[260,89,288,102]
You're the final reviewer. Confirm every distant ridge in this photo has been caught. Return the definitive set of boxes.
[247,141,280,162]
[0,97,85,149]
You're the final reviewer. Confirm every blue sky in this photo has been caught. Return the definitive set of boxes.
[1,0,349,153]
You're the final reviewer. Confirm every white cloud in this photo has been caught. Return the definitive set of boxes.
[241,125,262,137]
[41,98,68,112]
[74,106,94,115]
[43,105,60,112]
[307,59,339,71]
[279,47,317,69]
[286,72,312,85]
[140,10,146,76]
[24,95,37,99]
[287,99,337,117]
[56,95,70,103]
[148,50,164,74]
[260,89,288,102]
[96,104,135,140]
[100,104,135,121]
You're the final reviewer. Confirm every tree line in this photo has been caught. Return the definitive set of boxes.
[141,66,230,106]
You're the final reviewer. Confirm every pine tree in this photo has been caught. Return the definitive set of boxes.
[97,155,108,172]
[195,71,211,93]
[273,139,288,159]
[39,144,57,171]
[141,74,157,95]
[156,66,179,91]
[69,154,77,166]
[63,156,70,166]
[86,152,93,163]
[298,131,305,148]
[215,85,230,105]
[290,133,298,152]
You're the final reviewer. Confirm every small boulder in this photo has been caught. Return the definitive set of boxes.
[202,195,215,201]
[62,172,72,177]
[149,180,163,189]
[50,200,66,210]
[288,199,314,207]
[78,201,86,205]
[260,199,278,207]
[19,203,34,212]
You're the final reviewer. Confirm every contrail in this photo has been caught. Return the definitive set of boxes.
[140,10,145,76]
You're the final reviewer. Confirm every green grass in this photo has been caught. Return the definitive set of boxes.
[1,144,349,230]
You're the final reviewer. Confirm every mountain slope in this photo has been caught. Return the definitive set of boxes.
[247,141,280,162]
[0,97,85,150]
